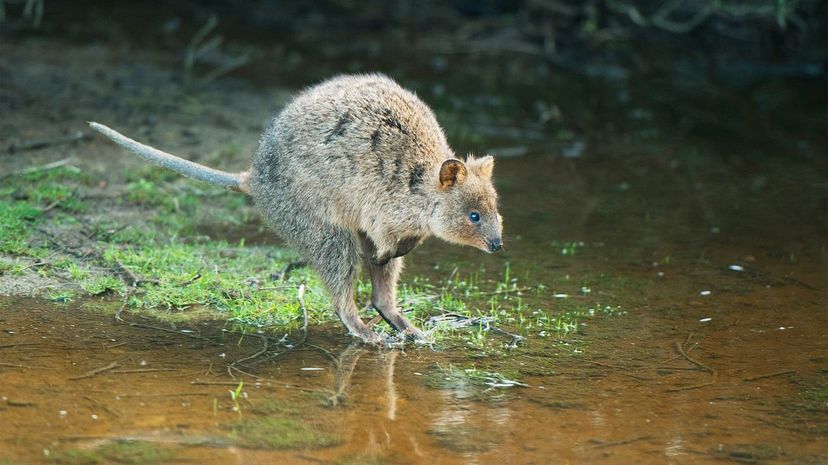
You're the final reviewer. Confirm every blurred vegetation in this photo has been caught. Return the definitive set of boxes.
[2,0,823,78]
[2,0,823,161]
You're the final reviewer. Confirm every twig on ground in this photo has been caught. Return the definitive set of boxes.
[743,370,796,382]
[426,312,525,347]
[589,435,653,449]
[111,368,176,374]
[113,259,159,287]
[190,377,268,387]
[586,360,631,370]
[227,364,262,380]
[297,283,310,345]
[175,272,202,287]
[667,337,718,392]
[0,362,33,369]
[674,341,714,373]
[227,333,269,378]
[115,286,134,321]
[120,320,223,346]
[656,366,705,371]
[39,201,61,213]
[69,361,120,380]
[666,381,715,392]
[6,399,36,407]
[2,158,77,180]
[82,394,121,418]
[5,131,87,154]
[0,342,41,349]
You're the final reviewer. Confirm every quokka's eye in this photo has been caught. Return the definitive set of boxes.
[469,211,481,223]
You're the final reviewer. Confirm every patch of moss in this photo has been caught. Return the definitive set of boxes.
[102,240,330,326]
[52,440,175,465]
[0,257,27,276]
[335,453,389,465]
[3,166,88,213]
[0,201,42,255]
[798,371,828,413]
[232,417,340,450]
[250,399,308,416]
[80,275,126,296]
[46,290,75,303]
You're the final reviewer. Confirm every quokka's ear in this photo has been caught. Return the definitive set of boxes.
[473,155,494,178]
[439,159,467,188]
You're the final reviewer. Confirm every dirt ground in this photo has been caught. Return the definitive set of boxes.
[0,33,295,294]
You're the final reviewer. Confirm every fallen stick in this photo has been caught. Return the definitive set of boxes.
[674,341,714,373]
[6,399,37,407]
[5,130,87,154]
[111,368,176,374]
[743,370,796,382]
[589,435,653,449]
[297,283,310,345]
[0,362,32,369]
[666,381,715,392]
[0,342,41,350]
[69,361,120,380]
[83,394,121,418]
[122,321,222,345]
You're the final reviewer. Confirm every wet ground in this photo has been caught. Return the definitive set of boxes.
[0,264,826,465]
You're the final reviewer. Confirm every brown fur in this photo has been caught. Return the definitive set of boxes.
[91,73,503,343]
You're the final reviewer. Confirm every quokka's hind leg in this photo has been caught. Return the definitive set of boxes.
[309,228,382,343]
[359,236,425,339]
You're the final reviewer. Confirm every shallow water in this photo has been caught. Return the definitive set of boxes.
[0,282,825,464]
[1,146,826,464]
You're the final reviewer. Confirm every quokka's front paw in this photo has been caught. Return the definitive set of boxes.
[353,329,385,345]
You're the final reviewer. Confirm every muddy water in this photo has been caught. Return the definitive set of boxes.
[0,283,825,465]
[1,147,826,465]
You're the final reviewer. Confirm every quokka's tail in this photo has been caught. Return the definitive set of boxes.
[88,122,250,194]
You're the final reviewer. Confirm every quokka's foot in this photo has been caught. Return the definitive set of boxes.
[351,328,385,345]
[401,325,427,341]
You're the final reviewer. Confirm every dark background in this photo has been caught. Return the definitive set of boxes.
[2,0,825,163]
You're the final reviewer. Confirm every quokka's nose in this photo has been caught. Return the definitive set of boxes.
[488,237,503,252]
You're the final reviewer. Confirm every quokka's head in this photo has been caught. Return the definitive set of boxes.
[431,155,503,253]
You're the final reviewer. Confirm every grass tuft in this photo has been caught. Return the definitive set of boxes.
[52,440,175,465]
[231,417,340,449]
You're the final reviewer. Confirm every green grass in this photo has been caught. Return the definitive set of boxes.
[52,440,175,465]
[102,239,329,326]
[335,453,389,465]
[0,162,629,350]
[231,417,340,449]
[80,275,126,296]
[0,257,27,276]
[0,201,42,255]
[798,371,828,413]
